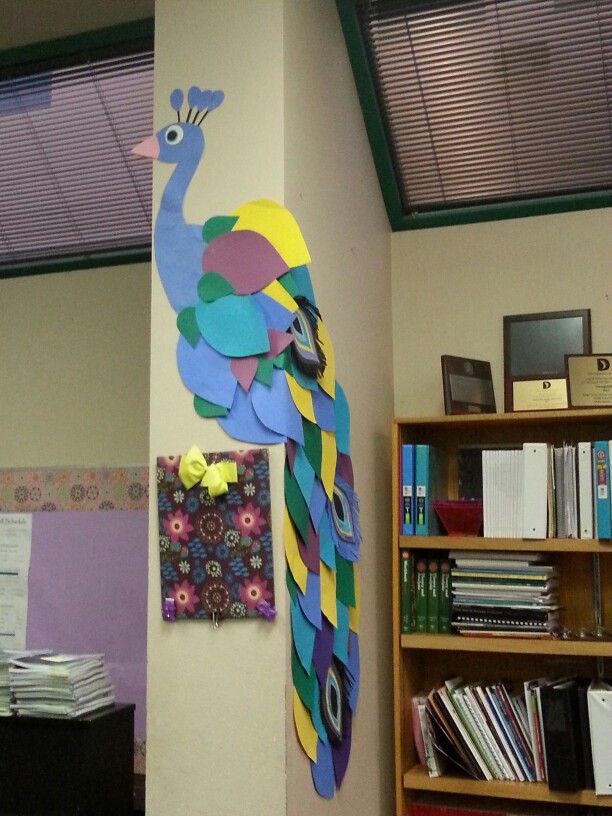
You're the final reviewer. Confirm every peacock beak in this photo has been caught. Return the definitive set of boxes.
[132,134,159,159]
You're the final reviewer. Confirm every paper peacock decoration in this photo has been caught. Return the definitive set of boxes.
[134,86,360,798]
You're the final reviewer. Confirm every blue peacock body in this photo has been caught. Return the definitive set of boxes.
[134,86,360,798]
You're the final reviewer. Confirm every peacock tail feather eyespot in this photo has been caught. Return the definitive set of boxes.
[290,296,327,379]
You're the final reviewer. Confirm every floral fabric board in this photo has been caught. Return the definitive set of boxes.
[156,448,274,620]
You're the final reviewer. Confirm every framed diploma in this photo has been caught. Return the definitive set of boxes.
[441,355,496,415]
[566,354,612,408]
[503,309,591,412]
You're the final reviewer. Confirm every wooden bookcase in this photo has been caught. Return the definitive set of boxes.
[391,408,612,816]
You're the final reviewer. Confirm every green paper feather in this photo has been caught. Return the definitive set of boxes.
[286,568,299,603]
[273,348,291,370]
[278,270,300,298]
[255,356,274,386]
[197,272,235,303]
[291,646,316,711]
[202,215,239,243]
[302,419,322,478]
[193,394,229,418]
[284,463,310,544]
[177,306,200,349]
[335,555,356,608]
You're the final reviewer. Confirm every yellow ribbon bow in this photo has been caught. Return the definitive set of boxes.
[178,445,238,498]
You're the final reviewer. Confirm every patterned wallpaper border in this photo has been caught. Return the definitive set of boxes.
[0,467,149,512]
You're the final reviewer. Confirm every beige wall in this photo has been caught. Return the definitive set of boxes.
[284,2,393,815]
[148,0,393,814]
[0,0,153,49]
[147,2,287,815]
[0,263,150,467]
[0,1,155,470]
[392,209,612,416]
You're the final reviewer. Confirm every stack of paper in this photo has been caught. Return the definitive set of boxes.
[9,653,115,718]
[482,449,524,537]
[0,649,51,716]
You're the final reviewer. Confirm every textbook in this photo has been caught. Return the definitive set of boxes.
[415,554,428,632]
[427,557,440,633]
[400,550,414,634]
[439,557,452,634]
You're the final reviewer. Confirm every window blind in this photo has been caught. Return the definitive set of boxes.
[0,47,153,272]
[357,0,612,213]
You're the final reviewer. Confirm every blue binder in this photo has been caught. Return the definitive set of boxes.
[593,441,611,540]
[415,444,441,536]
[401,444,415,535]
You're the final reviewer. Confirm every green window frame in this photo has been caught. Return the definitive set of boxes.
[0,18,154,279]
[336,0,612,231]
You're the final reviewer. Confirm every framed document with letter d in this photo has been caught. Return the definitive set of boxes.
[503,309,591,412]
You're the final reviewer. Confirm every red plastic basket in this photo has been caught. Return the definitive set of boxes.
[432,499,483,537]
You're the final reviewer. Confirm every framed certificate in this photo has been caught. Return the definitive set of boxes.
[566,354,612,408]
[441,355,496,415]
[503,309,591,412]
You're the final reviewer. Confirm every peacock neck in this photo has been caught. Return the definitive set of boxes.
[160,152,201,218]
[154,152,207,314]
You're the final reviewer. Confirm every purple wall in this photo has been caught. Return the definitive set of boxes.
[26,511,148,740]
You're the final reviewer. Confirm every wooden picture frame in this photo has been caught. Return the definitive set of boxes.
[441,355,496,415]
[503,309,591,412]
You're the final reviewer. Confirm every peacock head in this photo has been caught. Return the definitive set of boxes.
[132,86,224,164]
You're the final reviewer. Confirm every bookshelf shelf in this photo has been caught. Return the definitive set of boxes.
[399,535,612,553]
[392,409,612,816]
[401,632,612,657]
[403,765,611,807]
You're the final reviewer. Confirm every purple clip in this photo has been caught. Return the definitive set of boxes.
[162,597,176,622]
[256,600,277,622]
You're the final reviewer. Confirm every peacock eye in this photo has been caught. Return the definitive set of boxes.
[164,125,184,145]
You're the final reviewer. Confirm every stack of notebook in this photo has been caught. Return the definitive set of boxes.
[450,551,559,638]
[9,653,115,718]
[0,650,52,716]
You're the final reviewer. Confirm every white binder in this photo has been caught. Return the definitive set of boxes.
[578,442,593,539]
[587,679,612,795]
[522,443,548,539]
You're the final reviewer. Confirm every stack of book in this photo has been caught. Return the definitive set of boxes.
[413,675,598,791]
[400,551,452,634]
[9,653,115,718]
[450,551,559,638]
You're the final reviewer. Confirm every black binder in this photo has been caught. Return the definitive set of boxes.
[577,679,595,789]
[540,678,585,791]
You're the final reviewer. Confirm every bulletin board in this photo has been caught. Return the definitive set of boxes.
[0,467,148,772]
